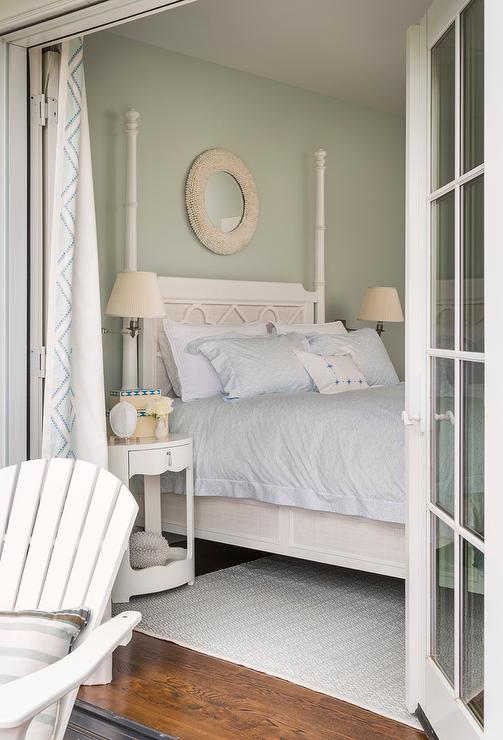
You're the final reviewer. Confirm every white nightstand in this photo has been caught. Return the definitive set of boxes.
[109,435,194,603]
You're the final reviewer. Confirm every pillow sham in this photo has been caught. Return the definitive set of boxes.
[188,333,313,399]
[0,607,89,739]
[295,351,369,394]
[161,320,268,401]
[268,320,347,336]
[307,328,399,386]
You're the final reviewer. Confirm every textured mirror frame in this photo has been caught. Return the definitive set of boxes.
[186,148,259,254]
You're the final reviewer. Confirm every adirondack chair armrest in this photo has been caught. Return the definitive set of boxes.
[0,611,141,730]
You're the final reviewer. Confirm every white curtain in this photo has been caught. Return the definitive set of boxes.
[42,38,107,469]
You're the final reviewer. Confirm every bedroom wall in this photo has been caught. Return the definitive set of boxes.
[85,31,406,392]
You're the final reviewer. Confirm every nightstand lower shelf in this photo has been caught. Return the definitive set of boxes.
[108,436,194,604]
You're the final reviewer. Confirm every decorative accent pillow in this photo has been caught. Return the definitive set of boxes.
[268,321,347,336]
[0,608,89,739]
[161,320,268,402]
[187,333,313,399]
[296,351,369,394]
[308,328,399,386]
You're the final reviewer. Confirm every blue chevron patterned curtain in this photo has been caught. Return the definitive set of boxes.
[42,38,107,468]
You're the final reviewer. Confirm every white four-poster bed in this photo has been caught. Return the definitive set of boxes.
[121,110,406,580]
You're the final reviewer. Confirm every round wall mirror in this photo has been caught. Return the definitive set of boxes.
[204,171,244,233]
[186,148,259,254]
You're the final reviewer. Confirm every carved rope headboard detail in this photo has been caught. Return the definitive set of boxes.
[140,276,322,393]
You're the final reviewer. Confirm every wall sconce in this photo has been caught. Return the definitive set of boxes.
[358,287,404,336]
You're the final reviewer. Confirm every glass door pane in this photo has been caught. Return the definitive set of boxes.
[462,176,484,352]
[431,358,455,516]
[424,2,485,736]
[431,24,456,190]
[432,191,455,350]
[462,540,484,725]
[462,0,484,173]
[462,362,484,538]
[432,517,455,683]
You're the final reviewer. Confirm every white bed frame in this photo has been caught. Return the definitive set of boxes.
[122,115,406,578]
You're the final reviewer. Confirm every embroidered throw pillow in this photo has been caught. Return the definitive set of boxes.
[296,351,369,394]
[0,608,89,739]
[307,328,399,386]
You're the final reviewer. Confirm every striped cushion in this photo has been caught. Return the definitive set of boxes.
[0,608,89,739]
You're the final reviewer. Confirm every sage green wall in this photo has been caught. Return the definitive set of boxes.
[85,31,405,393]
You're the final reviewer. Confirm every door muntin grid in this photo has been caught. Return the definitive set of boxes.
[428,0,484,728]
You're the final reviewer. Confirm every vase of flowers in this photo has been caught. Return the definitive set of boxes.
[145,397,174,441]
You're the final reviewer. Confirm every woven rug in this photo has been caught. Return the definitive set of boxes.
[114,556,420,728]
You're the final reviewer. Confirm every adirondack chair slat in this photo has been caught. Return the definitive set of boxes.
[0,464,19,561]
[16,459,75,611]
[0,459,140,740]
[63,468,121,608]
[82,485,138,628]
[38,460,98,611]
[0,460,48,610]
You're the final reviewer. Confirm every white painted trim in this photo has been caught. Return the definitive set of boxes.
[0,42,28,467]
[483,1,503,737]
[28,48,44,459]
[405,19,428,714]
[1,0,198,48]
[0,41,7,468]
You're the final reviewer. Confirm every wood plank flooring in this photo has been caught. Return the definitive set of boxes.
[80,540,425,739]
[80,634,424,740]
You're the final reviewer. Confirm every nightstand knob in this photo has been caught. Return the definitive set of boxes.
[166,450,172,466]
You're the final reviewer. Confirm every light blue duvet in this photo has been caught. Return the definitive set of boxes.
[165,384,406,524]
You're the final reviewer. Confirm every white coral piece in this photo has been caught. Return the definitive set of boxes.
[129,530,186,570]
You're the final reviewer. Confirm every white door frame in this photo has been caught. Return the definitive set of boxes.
[0,0,197,47]
[407,1,503,737]
[482,1,503,737]
[0,41,28,467]
[0,0,200,465]
[405,17,429,715]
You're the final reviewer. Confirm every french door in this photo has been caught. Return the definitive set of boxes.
[407,0,503,738]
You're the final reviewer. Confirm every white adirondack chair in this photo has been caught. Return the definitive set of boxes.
[0,458,141,740]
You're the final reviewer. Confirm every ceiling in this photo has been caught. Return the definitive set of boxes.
[112,0,431,115]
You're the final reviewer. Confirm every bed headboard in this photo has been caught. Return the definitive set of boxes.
[122,110,327,390]
[140,276,322,392]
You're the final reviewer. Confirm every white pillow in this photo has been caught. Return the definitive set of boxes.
[295,351,369,394]
[189,333,313,399]
[161,320,268,401]
[269,321,347,336]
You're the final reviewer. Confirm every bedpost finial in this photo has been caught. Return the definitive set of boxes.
[125,108,140,133]
[315,148,327,168]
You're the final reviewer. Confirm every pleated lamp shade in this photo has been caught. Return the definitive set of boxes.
[105,271,166,318]
[358,287,404,323]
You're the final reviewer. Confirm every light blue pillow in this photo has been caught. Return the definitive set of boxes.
[187,333,313,399]
[307,328,399,386]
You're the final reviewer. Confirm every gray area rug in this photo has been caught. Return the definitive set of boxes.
[114,556,420,728]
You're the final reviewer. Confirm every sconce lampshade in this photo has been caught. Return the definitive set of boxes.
[358,287,404,323]
[105,271,166,318]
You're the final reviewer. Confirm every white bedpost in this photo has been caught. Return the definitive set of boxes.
[122,109,140,389]
[314,148,326,323]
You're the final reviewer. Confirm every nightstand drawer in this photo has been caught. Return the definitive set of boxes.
[128,445,191,477]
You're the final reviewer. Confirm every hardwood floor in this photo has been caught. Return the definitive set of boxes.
[80,540,425,740]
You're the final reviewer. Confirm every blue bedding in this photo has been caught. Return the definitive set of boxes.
[164,383,406,524]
